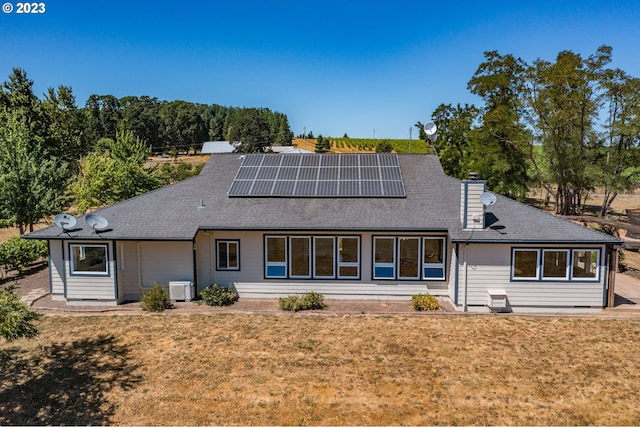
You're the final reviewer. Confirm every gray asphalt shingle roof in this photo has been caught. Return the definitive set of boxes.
[26,153,620,245]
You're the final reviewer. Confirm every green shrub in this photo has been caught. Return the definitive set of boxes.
[0,285,42,342]
[278,295,302,312]
[411,293,439,311]
[0,237,48,274]
[279,291,327,312]
[199,284,239,306]
[141,283,173,312]
[376,140,393,153]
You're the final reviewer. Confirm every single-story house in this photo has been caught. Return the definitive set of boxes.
[25,153,621,312]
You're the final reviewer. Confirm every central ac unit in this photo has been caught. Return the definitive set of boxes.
[169,281,195,302]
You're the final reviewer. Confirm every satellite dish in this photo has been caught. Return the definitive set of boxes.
[85,213,109,231]
[480,191,497,207]
[424,122,438,136]
[54,213,76,230]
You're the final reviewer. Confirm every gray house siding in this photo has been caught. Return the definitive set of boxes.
[139,241,194,290]
[455,243,607,312]
[63,240,117,305]
[49,240,65,300]
[195,230,449,299]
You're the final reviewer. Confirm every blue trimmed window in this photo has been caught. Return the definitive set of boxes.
[511,248,600,281]
[70,244,108,276]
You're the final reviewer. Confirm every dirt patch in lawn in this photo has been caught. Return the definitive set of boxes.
[2,315,640,425]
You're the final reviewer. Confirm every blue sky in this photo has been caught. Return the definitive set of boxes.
[1,0,639,139]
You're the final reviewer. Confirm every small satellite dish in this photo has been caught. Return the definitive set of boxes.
[424,122,438,136]
[54,213,76,230]
[85,213,109,231]
[480,191,497,207]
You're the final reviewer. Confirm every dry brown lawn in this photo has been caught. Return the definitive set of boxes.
[2,314,640,426]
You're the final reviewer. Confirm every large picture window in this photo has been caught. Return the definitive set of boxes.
[512,249,539,279]
[70,244,108,275]
[265,235,360,280]
[542,249,569,280]
[314,237,335,278]
[290,237,311,278]
[572,250,599,279]
[511,248,600,281]
[216,240,239,271]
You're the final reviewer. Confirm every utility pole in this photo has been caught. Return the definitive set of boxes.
[303,126,306,151]
[409,126,412,153]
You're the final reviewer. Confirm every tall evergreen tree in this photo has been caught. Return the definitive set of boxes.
[226,108,272,153]
[0,114,69,234]
[468,51,531,199]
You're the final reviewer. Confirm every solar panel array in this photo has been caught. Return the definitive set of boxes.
[228,153,406,198]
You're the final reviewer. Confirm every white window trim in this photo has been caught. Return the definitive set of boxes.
[69,243,109,276]
[265,236,287,278]
[541,249,570,281]
[373,236,396,280]
[217,240,240,271]
[422,237,446,280]
[511,248,540,280]
[289,236,312,279]
[337,236,360,279]
[570,249,600,281]
[511,247,602,282]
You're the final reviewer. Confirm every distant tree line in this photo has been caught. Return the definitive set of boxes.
[0,68,294,233]
[422,45,640,216]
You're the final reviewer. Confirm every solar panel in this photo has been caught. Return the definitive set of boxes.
[228,153,406,198]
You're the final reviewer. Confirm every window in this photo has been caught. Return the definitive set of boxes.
[511,248,600,281]
[423,237,446,280]
[265,236,287,278]
[70,244,108,275]
[290,237,311,278]
[542,249,569,280]
[216,240,239,271]
[373,237,396,279]
[512,249,539,279]
[264,235,360,280]
[572,249,599,280]
[313,237,335,278]
[373,236,447,281]
[399,237,420,279]
[338,236,360,278]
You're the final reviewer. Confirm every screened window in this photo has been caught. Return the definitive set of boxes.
[314,237,335,278]
[512,249,539,279]
[373,237,396,279]
[542,250,569,280]
[338,236,360,278]
[217,240,239,271]
[70,244,108,275]
[572,249,599,280]
[265,236,287,278]
[399,237,420,279]
[290,237,311,278]
[423,237,445,280]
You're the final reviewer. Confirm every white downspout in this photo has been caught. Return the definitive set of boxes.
[463,243,469,312]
